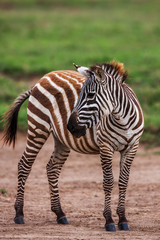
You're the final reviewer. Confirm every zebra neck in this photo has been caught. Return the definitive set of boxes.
[112,89,136,127]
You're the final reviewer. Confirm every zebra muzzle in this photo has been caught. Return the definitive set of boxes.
[67,111,86,138]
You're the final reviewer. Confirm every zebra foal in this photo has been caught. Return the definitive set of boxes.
[2,61,143,232]
[2,68,99,225]
[68,61,144,231]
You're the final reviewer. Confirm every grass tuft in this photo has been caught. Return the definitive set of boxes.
[0,188,8,194]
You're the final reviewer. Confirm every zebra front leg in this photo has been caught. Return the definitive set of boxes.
[46,138,70,224]
[100,146,116,232]
[14,127,50,224]
[117,142,139,230]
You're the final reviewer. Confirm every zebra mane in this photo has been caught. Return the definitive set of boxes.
[90,60,128,83]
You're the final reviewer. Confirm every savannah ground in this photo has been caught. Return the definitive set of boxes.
[0,133,160,240]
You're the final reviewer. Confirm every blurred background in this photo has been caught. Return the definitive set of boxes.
[0,0,159,145]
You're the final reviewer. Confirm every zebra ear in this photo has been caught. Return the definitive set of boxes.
[93,66,105,81]
[73,63,89,77]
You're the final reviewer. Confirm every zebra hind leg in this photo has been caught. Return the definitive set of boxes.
[117,142,139,231]
[14,127,50,224]
[46,137,70,224]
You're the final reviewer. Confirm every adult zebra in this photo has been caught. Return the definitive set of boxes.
[68,61,144,231]
[2,61,144,232]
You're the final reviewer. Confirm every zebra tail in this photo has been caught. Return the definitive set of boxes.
[2,89,32,148]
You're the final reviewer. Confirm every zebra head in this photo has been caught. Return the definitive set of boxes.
[67,64,115,138]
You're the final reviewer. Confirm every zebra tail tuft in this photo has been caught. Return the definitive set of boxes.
[1,89,32,148]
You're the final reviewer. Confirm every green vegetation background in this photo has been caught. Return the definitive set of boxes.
[0,0,160,144]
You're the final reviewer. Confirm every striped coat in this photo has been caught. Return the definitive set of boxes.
[28,70,99,153]
[3,68,100,227]
[67,62,144,231]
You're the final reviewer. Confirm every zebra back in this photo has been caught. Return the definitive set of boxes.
[27,70,99,153]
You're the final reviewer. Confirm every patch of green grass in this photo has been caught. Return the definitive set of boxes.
[153,151,160,155]
[0,188,8,194]
[141,131,160,146]
[0,1,160,78]
[0,0,160,144]
[0,77,28,131]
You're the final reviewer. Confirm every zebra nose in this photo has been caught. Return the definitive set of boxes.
[67,111,78,134]
[67,111,86,138]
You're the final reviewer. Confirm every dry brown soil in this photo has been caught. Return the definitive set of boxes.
[0,133,160,240]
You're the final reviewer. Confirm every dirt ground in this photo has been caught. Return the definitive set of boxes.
[0,133,160,240]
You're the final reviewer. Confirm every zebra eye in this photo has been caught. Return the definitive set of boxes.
[87,92,95,99]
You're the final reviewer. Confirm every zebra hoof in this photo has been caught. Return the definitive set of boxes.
[57,216,69,224]
[14,217,25,224]
[105,223,116,232]
[118,222,130,231]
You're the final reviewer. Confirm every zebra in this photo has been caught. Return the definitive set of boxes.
[2,61,144,232]
[67,61,144,232]
[2,68,99,226]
